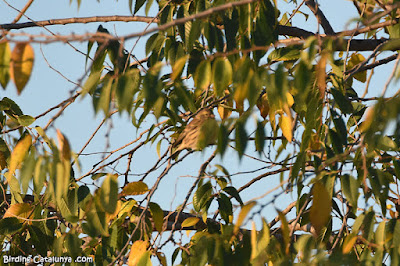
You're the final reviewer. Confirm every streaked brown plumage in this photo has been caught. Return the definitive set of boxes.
[173,109,216,152]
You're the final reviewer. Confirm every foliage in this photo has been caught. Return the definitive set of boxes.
[1,0,400,265]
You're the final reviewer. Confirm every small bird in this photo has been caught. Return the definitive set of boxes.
[172,109,217,153]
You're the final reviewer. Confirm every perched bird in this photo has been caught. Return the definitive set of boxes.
[172,109,217,153]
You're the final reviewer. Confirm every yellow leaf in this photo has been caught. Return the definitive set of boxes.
[359,106,374,132]
[181,217,200,228]
[0,41,11,89]
[256,93,270,119]
[316,53,327,99]
[286,92,294,107]
[56,129,71,161]
[120,181,149,196]
[128,240,149,266]
[234,201,256,234]
[310,182,332,234]
[218,90,233,119]
[10,42,34,94]
[342,234,357,254]
[4,203,33,224]
[171,55,188,81]
[347,53,367,83]
[280,114,293,142]
[7,135,32,178]
[106,200,122,223]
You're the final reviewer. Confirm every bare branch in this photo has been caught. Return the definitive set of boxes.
[305,0,335,35]
[0,15,159,30]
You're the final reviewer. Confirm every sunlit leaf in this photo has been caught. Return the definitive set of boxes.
[347,53,367,82]
[234,201,256,234]
[257,93,270,119]
[171,55,188,81]
[121,181,149,196]
[212,58,232,97]
[100,174,118,213]
[342,233,357,254]
[16,114,35,126]
[4,203,33,224]
[10,43,34,94]
[280,114,293,142]
[181,217,200,228]
[194,60,211,90]
[128,240,149,266]
[310,182,332,234]
[0,41,11,89]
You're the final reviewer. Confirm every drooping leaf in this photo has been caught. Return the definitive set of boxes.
[171,55,188,81]
[10,42,34,94]
[0,137,11,170]
[100,174,118,213]
[235,122,248,158]
[347,53,367,83]
[149,202,164,232]
[0,41,11,89]
[234,201,256,234]
[195,60,211,90]
[310,182,332,234]
[212,58,232,97]
[280,114,293,142]
[255,121,265,153]
[116,68,140,113]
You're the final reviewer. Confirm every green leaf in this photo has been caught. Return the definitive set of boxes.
[0,137,11,170]
[100,174,119,213]
[255,121,265,154]
[217,193,233,223]
[0,97,23,115]
[193,182,212,212]
[33,157,46,195]
[212,58,232,97]
[17,114,35,126]
[223,186,243,205]
[268,47,301,62]
[0,217,22,235]
[0,41,11,89]
[171,55,188,81]
[81,71,101,97]
[20,150,35,194]
[331,87,353,114]
[149,202,164,232]
[96,75,113,115]
[187,20,202,53]
[143,62,163,109]
[195,60,211,90]
[224,9,239,51]
[328,129,343,154]
[116,68,140,113]
[340,174,359,208]
[310,182,332,234]
[134,0,146,14]
[235,122,247,158]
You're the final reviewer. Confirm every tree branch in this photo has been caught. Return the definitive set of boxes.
[305,0,335,35]
[0,15,159,30]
